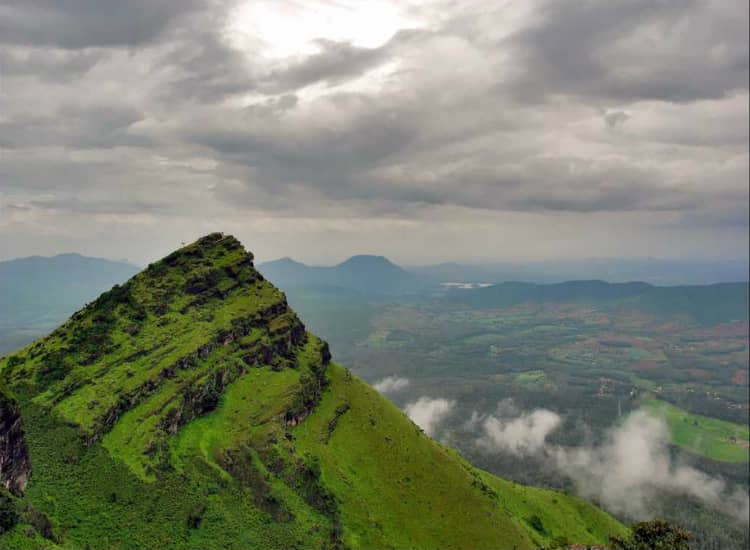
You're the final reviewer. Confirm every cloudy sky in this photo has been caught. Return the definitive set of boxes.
[0,0,747,265]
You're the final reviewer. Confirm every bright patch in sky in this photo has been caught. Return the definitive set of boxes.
[228,0,418,58]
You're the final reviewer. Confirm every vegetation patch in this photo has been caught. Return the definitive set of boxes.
[642,397,749,463]
[0,234,628,549]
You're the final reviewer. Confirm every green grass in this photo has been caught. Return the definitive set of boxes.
[515,370,555,390]
[0,234,628,549]
[169,362,304,473]
[11,398,329,550]
[2,351,627,549]
[626,347,653,361]
[643,397,749,463]
[294,364,627,549]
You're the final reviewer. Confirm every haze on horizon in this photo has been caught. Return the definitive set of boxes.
[0,0,748,266]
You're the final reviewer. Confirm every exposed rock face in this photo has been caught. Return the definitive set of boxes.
[0,390,31,495]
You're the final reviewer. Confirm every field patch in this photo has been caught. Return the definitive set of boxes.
[642,398,749,463]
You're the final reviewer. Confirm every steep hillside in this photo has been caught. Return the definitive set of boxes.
[0,234,626,549]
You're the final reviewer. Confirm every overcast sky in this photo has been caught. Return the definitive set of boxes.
[0,0,747,265]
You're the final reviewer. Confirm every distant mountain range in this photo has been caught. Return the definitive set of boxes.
[446,280,749,325]
[0,253,138,354]
[1,251,747,355]
[409,258,749,286]
[260,255,748,292]
[259,255,419,295]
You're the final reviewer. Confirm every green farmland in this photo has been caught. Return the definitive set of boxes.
[643,397,749,463]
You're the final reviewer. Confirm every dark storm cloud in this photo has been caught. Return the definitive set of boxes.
[191,94,417,173]
[0,103,148,149]
[359,156,703,214]
[0,153,127,193]
[157,23,260,103]
[0,0,747,262]
[26,196,168,215]
[0,0,204,49]
[508,0,749,103]
[193,100,703,215]
[0,47,103,82]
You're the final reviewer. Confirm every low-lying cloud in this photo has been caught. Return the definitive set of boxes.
[475,404,749,525]
[480,409,562,455]
[405,397,455,436]
[555,411,750,525]
[373,375,411,394]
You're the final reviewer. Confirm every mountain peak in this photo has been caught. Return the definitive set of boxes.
[0,234,626,549]
[337,254,401,269]
[4,233,325,446]
[260,253,415,294]
[262,256,307,268]
[162,232,251,265]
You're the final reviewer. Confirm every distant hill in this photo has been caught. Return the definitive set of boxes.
[0,253,139,354]
[446,280,749,325]
[0,234,626,549]
[411,258,749,285]
[259,254,418,295]
[261,256,749,293]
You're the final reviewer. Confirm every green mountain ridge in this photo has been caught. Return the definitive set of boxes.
[447,280,749,325]
[0,253,140,356]
[0,234,626,549]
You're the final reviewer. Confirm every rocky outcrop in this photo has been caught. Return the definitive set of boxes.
[284,337,332,427]
[0,389,31,496]
[160,367,235,435]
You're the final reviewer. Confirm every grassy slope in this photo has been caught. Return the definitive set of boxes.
[643,397,749,463]
[2,357,627,550]
[294,364,627,549]
[0,234,627,549]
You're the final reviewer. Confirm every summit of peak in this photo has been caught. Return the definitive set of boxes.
[167,233,250,261]
[337,255,402,270]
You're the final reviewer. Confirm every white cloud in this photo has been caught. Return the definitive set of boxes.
[373,375,411,393]
[475,407,750,525]
[405,396,455,436]
[553,411,750,525]
[228,0,422,58]
[479,409,561,455]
